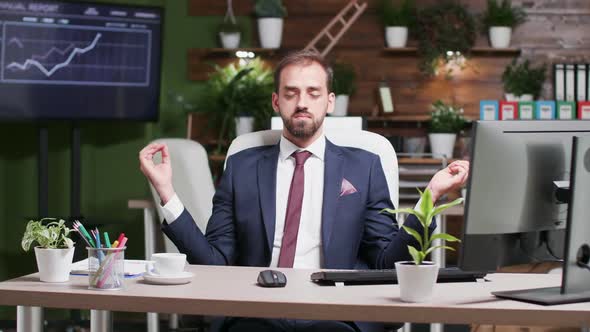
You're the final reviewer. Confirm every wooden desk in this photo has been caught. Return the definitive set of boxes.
[0,265,588,328]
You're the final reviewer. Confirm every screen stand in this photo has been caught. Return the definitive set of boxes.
[493,286,590,305]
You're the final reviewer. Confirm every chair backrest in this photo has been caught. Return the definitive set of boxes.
[149,138,215,253]
[226,130,399,208]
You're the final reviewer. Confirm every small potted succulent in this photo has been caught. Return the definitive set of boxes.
[21,218,75,282]
[331,62,357,116]
[382,188,462,302]
[428,100,466,159]
[254,0,287,49]
[481,0,526,48]
[379,0,416,48]
[502,59,547,101]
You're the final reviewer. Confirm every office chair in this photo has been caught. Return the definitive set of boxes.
[225,129,399,209]
[146,138,215,332]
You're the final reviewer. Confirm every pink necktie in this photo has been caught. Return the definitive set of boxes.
[277,151,312,268]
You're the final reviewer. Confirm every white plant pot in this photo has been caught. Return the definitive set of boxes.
[395,261,439,302]
[429,133,456,159]
[257,18,283,49]
[385,26,408,48]
[332,95,349,116]
[489,27,512,48]
[34,247,74,282]
[235,116,255,136]
[219,32,241,49]
[504,93,533,102]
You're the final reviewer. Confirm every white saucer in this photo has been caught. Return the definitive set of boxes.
[143,271,194,285]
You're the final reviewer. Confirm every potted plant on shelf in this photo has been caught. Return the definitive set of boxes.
[219,0,241,49]
[254,0,287,49]
[481,0,526,49]
[21,218,75,282]
[331,62,356,116]
[219,21,241,49]
[415,2,476,76]
[381,188,462,302]
[196,58,274,154]
[502,59,546,101]
[379,0,416,48]
[428,99,466,159]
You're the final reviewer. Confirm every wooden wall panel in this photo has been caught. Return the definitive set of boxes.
[188,0,590,122]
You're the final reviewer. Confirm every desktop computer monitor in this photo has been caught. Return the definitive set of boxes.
[460,121,590,273]
[492,135,590,304]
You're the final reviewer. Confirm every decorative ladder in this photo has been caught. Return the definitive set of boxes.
[304,0,368,57]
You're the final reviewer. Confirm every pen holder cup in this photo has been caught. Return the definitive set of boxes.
[87,247,126,290]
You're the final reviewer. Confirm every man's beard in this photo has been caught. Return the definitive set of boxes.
[281,108,326,139]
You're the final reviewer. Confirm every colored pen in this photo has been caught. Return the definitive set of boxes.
[116,233,125,245]
[104,232,111,248]
[95,228,102,248]
[75,221,96,248]
[112,240,119,248]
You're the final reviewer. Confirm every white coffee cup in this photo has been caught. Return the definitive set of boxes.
[145,253,186,277]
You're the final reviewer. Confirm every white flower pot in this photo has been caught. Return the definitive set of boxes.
[385,26,408,48]
[332,95,349,116]
[429,133,456,159]
[395,261,439,302]
[235,116,254,136]
[504,93,533,102]
[34,247,74,282]
[489,27,512,48]
[219,32,240,49]
[257,18,283,49]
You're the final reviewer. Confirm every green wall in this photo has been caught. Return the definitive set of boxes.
[0,0,252,280]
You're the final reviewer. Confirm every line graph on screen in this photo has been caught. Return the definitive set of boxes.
[1,23,151,86]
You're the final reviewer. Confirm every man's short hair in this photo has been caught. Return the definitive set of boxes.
[273,50,333,93]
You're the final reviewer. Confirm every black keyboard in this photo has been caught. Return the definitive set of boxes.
[310,267,486,286]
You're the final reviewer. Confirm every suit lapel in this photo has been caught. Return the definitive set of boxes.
[258,144,279,256]
[321,139,343,260]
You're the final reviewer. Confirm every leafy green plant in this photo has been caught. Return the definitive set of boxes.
[381,189,462,265]
[254,0,287,18]
[415,2,476,76]
[429,100,466,133]
[502,59,547,98]
[21,218,74,251]
[379,0,417,27]
[332,62,356,96]
[196,58,274,153]
[481,0,526,29]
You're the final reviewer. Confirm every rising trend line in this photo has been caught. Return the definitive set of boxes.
[6,33,102,77]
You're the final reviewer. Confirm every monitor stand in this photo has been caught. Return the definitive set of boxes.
[493,286,590,305]
[494,136,590,306]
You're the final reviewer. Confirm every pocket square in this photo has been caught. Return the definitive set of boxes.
[340,178,357,197]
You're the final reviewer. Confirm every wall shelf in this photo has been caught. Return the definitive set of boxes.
[382,47,521,56]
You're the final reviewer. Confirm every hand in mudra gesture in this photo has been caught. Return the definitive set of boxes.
[139,143,175,204]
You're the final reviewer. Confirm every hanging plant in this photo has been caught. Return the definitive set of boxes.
[415,1,477,76]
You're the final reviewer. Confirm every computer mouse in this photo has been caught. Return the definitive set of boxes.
[257,269,287,287]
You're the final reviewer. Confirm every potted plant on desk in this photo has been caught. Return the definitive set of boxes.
[21,218,75,282]
[428,99,466,159]
[382,189,462,302]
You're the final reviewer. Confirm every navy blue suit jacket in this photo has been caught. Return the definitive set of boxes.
[161,139,430,332]
[162,138,426,269]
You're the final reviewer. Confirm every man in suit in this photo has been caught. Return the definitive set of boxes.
[139,50,469,332]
